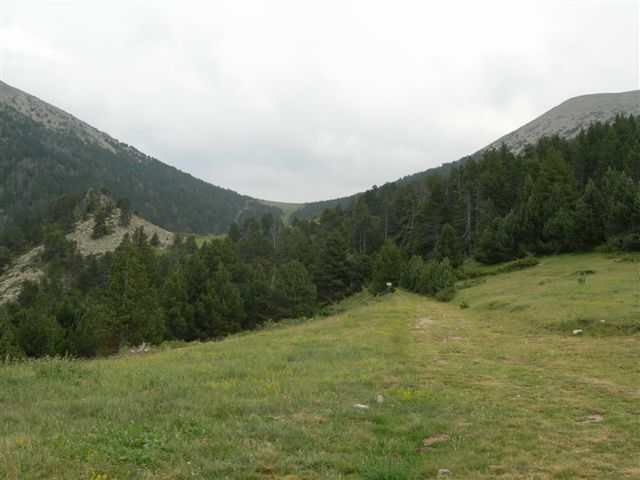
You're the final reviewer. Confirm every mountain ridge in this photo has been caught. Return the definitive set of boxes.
[1,81,638,231]
[292,89,640,220]
[0,80,282,237]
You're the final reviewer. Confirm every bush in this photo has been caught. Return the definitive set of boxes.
[401,257,457,301]
[400,255,425,291]
[608,232,640,252]
[435,286,456,302]
[369,241,405,295]
[495,256,539,274]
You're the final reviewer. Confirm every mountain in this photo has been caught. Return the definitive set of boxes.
[0,195,174,305]
[293,90,640,220]
[0,80,281,237]
[483,90,640,154]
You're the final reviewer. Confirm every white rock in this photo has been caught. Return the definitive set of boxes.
[376,394,384,404]
[572,329,583,335]
[352,404,369,410]
[438,469,451,477]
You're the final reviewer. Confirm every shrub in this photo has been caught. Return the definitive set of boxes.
[435,286,456,302]
[608,232,640,252]
[400,255,425,291]
[495,256,539,274]
[369,241,405,295]
[413,258,457,300]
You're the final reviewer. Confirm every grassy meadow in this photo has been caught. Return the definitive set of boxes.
[1,253,639,479]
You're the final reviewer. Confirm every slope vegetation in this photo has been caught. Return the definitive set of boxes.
[295,90,640,220]
[0,208,173,305]
[0,81,281,235]
[1,253,638,479]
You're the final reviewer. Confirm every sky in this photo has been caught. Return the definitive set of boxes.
[0,1,638,202]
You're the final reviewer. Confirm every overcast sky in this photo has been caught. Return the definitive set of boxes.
[1,1,638,202]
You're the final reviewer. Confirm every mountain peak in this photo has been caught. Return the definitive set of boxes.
[0,79,118,152]
[484,89,640,154]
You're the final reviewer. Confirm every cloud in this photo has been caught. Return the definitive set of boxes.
[1,0,638,202]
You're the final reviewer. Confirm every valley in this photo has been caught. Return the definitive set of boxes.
[1,253,638,479]
[1,4,639,478]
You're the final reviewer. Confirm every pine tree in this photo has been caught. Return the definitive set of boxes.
[272,261,317,319]
[150,232,160,247]
[117,198,132,226]
[314,232,350,302]
[369,240,404,294]
[434,223,464,267]
[0,309,23,360]
[15,307,62,358]
[108,242,164,346]
[199,266,245,337]
[575,179,606,248]
[92,208,111,239]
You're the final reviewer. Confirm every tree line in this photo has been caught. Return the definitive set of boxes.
[1,115,640,359]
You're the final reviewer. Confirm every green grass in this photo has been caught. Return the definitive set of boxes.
[1,253,639,479]
[183,233,227,247]
[259,200,305,224]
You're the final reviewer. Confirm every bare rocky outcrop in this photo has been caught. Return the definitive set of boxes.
[0,211,174,305]
[483,90,640,154]
[0,247,45,305]
[67,212,174,256]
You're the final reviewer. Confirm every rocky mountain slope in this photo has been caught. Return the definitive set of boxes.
[294,90,640,220]
[0,209,174,305]
[483,90,640,154]
[0,80,281,236]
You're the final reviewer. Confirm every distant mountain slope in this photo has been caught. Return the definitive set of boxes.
[483,90,640,154]
[0,81,281,235]
[294,90,640,220]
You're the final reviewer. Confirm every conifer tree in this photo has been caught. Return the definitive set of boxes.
[272,260,317,318]
[434,223,464,267]
[575,179,606,248]
[199,266,245,337]
[92,208,111,239]
[314,232,350,302]
[0,309,23,360]
[108,241,164,346]
[369,240,404,294]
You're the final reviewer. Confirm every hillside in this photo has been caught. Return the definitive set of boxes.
[483,90,640,154]
[294,90,640,220]
[0,80,281,236]
[1,253,638,479]
[0,207,174,305]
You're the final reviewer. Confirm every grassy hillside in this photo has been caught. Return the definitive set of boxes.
[258,200,305,224]
[1,253,639,479]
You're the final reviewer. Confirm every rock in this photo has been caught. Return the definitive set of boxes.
[376,394,384,404]
[578,414,604,424]
[572,329,583,335]
[352,404,369,410]
[438,469,451,477]
[129,342,150,354]
[423,434,449,447]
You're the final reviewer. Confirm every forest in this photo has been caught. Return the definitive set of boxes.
[1,115,640,359]
[0,103,280,246]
